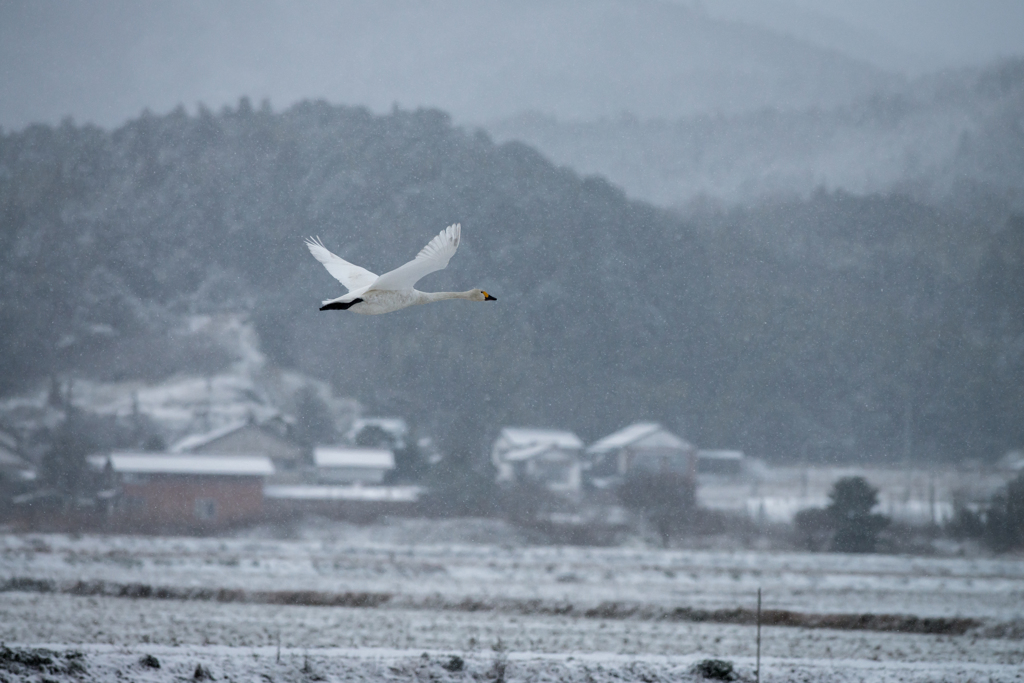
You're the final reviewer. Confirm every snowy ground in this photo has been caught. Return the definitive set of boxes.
[2,643,1022,683]
[2,518,1022,681]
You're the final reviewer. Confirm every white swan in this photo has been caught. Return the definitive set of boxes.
[305,223,496,315]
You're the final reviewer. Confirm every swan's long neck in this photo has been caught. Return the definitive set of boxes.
[418,290,477,304]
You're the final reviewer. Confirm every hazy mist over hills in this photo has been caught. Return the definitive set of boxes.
[704,0,1024,74]
[489,60,1024,208]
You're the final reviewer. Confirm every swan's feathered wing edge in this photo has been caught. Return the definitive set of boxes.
[304,236,378,292]
[369,223,461,291]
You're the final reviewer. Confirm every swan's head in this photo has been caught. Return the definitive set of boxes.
[472,289,497,301]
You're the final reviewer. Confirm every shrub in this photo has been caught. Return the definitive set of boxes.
[498,478,562,525]
[794,506,832,551]
[694,658,735,680]
[618,470,696,546]
[420,455,499,517]
[985,472,1024,551]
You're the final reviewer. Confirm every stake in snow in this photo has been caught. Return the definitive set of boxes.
[305,223,496,315]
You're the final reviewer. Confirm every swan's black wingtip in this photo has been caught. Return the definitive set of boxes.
[320,298,363,311]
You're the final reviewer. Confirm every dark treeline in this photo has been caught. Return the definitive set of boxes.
[0,100,1020,463]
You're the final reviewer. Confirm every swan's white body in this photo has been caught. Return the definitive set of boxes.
[305,223,495,315]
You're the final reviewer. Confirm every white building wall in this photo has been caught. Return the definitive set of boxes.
[316,466,388,485]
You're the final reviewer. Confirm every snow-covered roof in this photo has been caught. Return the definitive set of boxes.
[87,452,275,476]
[169,419,250,453]
[169,416,298,454]
[497,427,583,449]
[264,485,421,502]
[313,447,395,470]
[501,443,577,462]
[587,422,691,453]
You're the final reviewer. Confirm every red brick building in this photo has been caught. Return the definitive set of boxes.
[89,452,274,532]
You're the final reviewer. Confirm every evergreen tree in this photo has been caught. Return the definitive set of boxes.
[41,409,94,500]
[293,387,336,448]
[827,476,889,553]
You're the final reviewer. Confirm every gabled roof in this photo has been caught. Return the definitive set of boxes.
[87,452,275,476]
[313,447,395,469]
[501,443,577,462]
[169,418,295,454]
[169,419,250,453]
[497,427,583,450]
[587,422,692,453]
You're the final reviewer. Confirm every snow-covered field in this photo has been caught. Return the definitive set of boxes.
[2,518,1022,681]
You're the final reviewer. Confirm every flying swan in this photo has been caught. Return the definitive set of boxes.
[305,223,496,315]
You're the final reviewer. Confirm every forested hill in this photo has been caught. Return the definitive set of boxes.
[1,102,1021,463]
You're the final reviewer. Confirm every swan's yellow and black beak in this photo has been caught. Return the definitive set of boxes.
[483,291,497,301]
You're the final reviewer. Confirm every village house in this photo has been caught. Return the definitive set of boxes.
[170,416,304,472]
[312,446,395,484]
[585,422,696,488]
[88,451,274,532]
[491,427,584,493]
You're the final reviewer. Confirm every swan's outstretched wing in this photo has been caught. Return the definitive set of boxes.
[305,237,378,292]
[370,223,461,291]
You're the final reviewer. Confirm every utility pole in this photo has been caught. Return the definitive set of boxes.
[756,587,762,683]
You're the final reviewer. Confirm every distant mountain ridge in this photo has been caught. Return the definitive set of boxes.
[1,101,1020,463]
[488,59,1024,209]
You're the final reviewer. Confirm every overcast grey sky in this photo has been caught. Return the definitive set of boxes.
[705,0,1024,78]
[0,0,1021,130]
